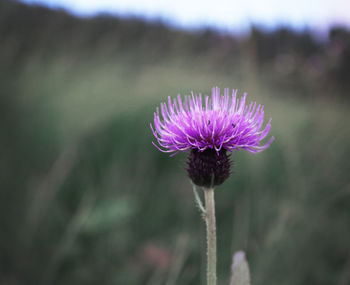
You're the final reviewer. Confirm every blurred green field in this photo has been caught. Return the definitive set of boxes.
[2,53,350,285]
[1,2,350,285]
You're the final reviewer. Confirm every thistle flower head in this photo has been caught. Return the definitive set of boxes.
[151,87,274,156]
[150,87,274,187]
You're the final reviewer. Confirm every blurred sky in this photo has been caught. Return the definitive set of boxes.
[21,0,350,33]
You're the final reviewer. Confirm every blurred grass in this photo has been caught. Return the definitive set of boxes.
[1,2,350,285]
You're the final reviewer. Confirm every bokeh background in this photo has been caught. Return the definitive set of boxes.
[1,0,350,284]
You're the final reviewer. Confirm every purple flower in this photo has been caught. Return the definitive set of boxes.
[151,87,274,156]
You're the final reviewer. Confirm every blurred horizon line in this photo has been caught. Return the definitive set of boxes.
[18,0,350,39]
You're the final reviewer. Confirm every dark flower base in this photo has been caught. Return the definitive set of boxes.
[187,148,231,187]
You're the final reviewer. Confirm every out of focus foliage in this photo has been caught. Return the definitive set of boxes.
[2,1,350,98]
[1,1,350,285]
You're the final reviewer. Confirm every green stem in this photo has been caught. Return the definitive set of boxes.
[204,187,217,285]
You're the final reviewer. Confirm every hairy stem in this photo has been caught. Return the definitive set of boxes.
[204,187,216,285]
